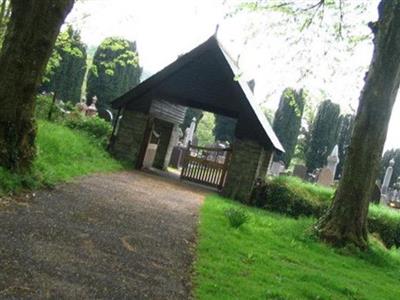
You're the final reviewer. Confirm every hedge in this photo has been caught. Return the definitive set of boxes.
[251,176,400,248]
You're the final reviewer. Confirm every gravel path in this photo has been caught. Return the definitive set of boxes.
[0,171,207,299]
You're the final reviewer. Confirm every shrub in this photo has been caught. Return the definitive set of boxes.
[63,112,112,146]
[35,94,66,122]
[369,205,400,248]
[224,207,249,228]
[251,176,332,218]
[251,176,400,249]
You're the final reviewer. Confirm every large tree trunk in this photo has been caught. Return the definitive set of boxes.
[316,0,400,250]
[0,0,74,172]
[0,0,9,27]
[0,0,10,43]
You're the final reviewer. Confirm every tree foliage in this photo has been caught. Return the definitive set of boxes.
[229,0,375,111]
[86,37,141,108]
[335,113,355,178]
[293,102,316,164]
[213,114,236,143]
[305,99,340,171]
[40,26,87,104]
[380,149,400,188]
[272,88,305,167]
[196,112,216,146]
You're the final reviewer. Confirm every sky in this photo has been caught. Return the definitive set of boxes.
[66,0,399,151]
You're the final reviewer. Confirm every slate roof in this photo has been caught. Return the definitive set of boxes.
[112,36,284,153]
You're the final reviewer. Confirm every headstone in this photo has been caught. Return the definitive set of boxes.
[183,117,196,147]
[293,164,307,180]
[183,128,190,147]
[380,194,389,206]
[269,161,285,177]
[370,183,381,204]
[76,101,88,113]
[327,145,340,179]
[391,190,398,202]
[317,167,334,187]
[309,168,321,183]
[86,95,98,117]
[191,134,199,146]
[382,159,395,194]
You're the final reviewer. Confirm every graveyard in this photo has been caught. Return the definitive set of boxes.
[1,0,400,299]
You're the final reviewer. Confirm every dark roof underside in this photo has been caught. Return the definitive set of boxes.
[112,36,284,153]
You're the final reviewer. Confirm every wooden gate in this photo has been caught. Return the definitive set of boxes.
[180,144,232,189]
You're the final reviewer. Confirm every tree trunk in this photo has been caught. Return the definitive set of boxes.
[0,0,10,41]
[0,0,74,172]
[316,0,400,250]
[0,1,6,27]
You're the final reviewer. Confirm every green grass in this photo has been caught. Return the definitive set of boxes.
[272,176,334,203]
[261,176,400,248]
[0,120,125,195]
[369,204,400,222]
[194,195,400,300]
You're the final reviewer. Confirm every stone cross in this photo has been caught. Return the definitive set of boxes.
[382,159,395,195]
[326,145,340,179]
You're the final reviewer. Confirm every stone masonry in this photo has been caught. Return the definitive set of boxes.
[222,139,272,202]
[111,110,149,163]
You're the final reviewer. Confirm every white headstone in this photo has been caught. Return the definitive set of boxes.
[189,117,196,140]
[183,128,190,147]
[382,159,395,194]
[183,117,197,147]
[269,161,285,177]
[380,194,389,206]
[326,145,340,179]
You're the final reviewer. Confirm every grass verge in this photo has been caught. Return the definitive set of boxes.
[0,120,125,195]
[253,176,400,248]
[194,195,400,300]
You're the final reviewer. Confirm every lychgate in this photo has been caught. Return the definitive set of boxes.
[109,36,284,202]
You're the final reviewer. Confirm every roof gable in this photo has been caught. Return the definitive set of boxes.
[112,36,284,153]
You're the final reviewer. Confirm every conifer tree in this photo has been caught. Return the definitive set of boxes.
[86,37,141,108]
[272,88,305,167]
[41,26,87,104]
[213,115,236,143]
[305,99,340,172]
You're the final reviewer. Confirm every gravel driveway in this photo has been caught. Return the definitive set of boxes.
[0,171,207,299]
